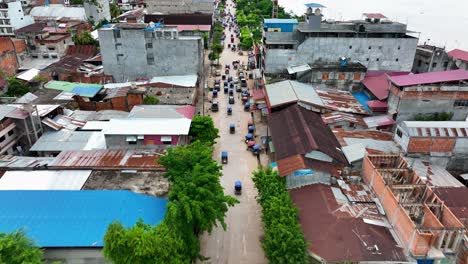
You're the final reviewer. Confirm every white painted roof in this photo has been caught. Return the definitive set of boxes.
[287,64,311,74]
[103,118,191,135]
[149,75,198,87]
[342,138,400,163]
[16,68,40,82]
[81,121,109,131]
[30,5,87,20]
[402,121,468,137]
[103,74,198,89]
[265,80,323,108]
[405,158,464,187]
[0,170,92,190]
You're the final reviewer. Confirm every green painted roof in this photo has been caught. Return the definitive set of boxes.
[45,81,103,98]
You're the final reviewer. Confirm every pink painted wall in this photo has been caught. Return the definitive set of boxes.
[144,135,179,145]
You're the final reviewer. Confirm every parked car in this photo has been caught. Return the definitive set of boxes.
[235,85,241,92]
[214,79,220,90]
[233,76,239,84]
[239,71,244,78]
[228,96,235,104]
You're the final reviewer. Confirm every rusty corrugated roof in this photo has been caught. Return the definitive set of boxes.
[50,150,166,170]
[290,184,408,262]
[269,104,347,164]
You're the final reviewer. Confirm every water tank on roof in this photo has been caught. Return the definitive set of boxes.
[314,8,321,16]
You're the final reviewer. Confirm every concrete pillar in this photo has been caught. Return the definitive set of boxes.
[444,231,454,251]
[437,230,446,249]
[451,231,463,252]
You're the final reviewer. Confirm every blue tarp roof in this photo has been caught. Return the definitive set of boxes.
[264,19,298,24]
[0,190,167,248]
[304,3,325,8]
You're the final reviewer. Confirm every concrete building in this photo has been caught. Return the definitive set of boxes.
[146,0,214,14]
[394,121,468,172]
[448,49,468,71]
[362,154,466,263]
[15,23,73,59]
[412,45,451,73]
[102,118,191,149]
[263,9,418,74]
[83,0,111,23]
[98,23,203,82]
[387,70,468,123]
[309,61,367,91]
[0,1,33,36]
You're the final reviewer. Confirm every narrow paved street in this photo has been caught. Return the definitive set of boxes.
[198,1,267,263]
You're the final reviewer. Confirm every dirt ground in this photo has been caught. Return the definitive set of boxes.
[83,170,170,197]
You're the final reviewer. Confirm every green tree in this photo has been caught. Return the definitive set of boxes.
[159,142,238,235]
[70,0,83,5]
[6,77,30,97]
[143,95,159,105]
[110,2,122,19]
[189,116,219,145]
[72,31,99,46]
[252,167,309,264]
[103,220,188,264]
[0,230,43,264]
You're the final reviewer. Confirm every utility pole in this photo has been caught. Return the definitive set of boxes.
[272,0,278,18]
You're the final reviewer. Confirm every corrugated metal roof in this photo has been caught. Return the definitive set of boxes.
[16,68,40,82]
[0,170,92,190]
[287,64,311,74]
[30,130,106,152]
[389,69,468,86]
[265,80,322,108]
[363,115,395,128]
[0,155,54,169]
[315,89,368,115]
[15,92,38,104]
[264,19,298,24]
[128,105,195,119]
[50,150,165,170]
[0,105,16,120]
[45,81,102,98]
[30,5,87,20]
[363,13,387,19]
[0,190,167,247]
[304,3,325,8]
[404,158,464,188]
[402,121,468,137]
[321,111,367,127]
[103,118,191,135]
[448,49,468,62]
[269,104,348,165]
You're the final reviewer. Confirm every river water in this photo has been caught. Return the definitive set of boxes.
[279,0,468,51]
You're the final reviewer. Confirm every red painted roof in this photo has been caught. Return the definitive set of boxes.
[175,105,196,119]
[363,13,387,19]
[290,184,408,262]
[366,100,388,109]
[389,69,468,87]
[362,72,410,100]
[448,49,468,62]
[252,89,265,100]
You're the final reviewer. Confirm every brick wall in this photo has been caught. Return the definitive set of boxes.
[407,138,456,154]
[0,38,19,76]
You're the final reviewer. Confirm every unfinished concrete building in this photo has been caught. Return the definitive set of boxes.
[262,8,418,74]
[363,154,466,263]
